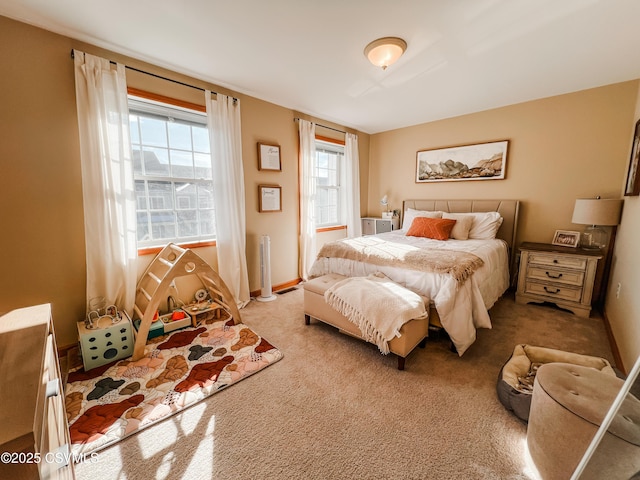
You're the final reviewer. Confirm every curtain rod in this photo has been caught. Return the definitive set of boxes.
[70,50,238,102]
[293,117,347,134]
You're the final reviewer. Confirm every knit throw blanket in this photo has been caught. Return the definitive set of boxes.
[324,273,427,354]
[316,236,484,285]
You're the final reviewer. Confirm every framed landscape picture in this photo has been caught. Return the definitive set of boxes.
[416,140,508,183]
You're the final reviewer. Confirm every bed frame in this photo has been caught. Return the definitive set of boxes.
[304,199,521,366]
[402,199,520,328]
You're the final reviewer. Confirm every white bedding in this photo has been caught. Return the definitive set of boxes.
[308,231,510,355]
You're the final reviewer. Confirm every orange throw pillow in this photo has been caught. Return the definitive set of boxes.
[406,217,457,240]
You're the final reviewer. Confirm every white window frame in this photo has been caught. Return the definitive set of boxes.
[314,139,345,228]
[128,96,215,248]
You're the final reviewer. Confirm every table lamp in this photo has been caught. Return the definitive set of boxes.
[571,197,623,250]
[380,194,392,219]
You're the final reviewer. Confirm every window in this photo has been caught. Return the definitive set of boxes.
[315,139,344,227]
[128,96,215,248]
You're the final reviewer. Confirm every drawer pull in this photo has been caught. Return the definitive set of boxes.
[544,286,560,295]
[553,259,559,263]
[46,379,60,398]
[545,271,563,279]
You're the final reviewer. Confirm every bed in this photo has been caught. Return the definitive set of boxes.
[308,199,520,356]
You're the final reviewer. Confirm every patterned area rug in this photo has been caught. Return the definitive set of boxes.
[65,311,283,455]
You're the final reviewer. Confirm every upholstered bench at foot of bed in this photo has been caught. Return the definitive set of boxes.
[303,273,429,370]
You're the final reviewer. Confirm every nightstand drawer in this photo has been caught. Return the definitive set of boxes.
[525,281,583,303]
[526,266,584,287]
[528,252,587,271]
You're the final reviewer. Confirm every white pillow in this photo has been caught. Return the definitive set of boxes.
[402,208,443,231]
[467,211,504,239]
[442,213,474,240]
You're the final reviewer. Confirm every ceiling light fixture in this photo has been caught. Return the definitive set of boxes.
[364,37,407,70]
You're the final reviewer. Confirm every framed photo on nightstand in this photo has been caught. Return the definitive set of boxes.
[552,230,580,248]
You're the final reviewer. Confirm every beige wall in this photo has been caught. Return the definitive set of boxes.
[369,81,640,371]
[0,16,368,347]
[605,85,640,372]
[368,83,637,241]
[0,17,86,347]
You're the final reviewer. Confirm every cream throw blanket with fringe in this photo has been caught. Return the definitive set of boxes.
[316,236,483,285]
[324,273,427,354]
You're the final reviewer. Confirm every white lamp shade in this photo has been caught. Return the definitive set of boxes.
[380,194,388,206]
[364,37,407,69]
[572,198,623,226]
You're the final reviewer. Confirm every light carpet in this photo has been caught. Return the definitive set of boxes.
[74,288,614,479]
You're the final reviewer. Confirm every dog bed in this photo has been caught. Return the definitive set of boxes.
[496,344,615,422]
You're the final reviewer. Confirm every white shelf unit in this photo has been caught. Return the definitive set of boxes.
[361,217,400,235]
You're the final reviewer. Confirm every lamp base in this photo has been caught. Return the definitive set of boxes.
[580,226,607,250]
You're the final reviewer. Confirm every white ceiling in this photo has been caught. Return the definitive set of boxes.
[2,0,640,134]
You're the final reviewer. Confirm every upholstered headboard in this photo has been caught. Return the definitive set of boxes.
[402,199,520,273]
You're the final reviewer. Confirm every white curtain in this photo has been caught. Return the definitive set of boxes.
[344,133,362,238]
[299,119,317,281]
[73,50,137,314]
[205,91,250,307]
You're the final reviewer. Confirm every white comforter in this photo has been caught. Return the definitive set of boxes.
[308,231,510,356]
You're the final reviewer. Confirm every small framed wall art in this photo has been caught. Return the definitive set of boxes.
[625,119,640,196]
[551,230,580,248]
[258,184,282,212]
[258,143,281,171]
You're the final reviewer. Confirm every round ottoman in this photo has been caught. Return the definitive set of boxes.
[527,362,640,480]
[497,344,614,422]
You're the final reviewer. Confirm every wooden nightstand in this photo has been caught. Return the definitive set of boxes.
[516,242,602,318]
